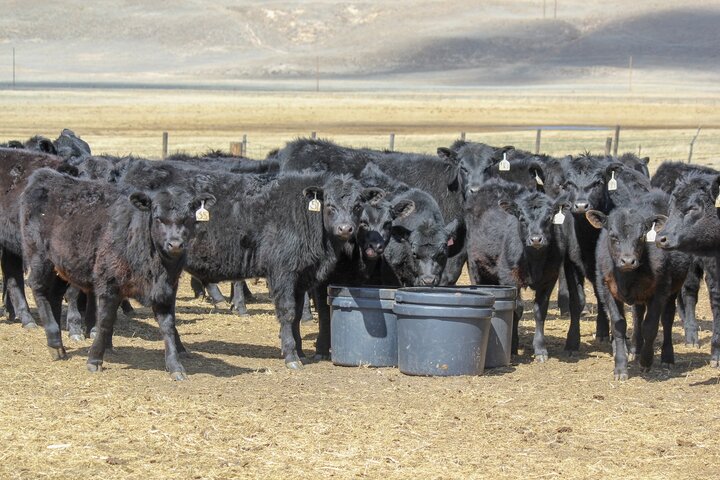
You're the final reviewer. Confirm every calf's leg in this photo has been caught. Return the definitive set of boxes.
[2,251,35,328]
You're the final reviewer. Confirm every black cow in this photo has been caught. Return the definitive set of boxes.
[465,178,580,360]
[651,161,719,348]
[20,168,214,380]
[588,190,690,380]
[437,140,516,196]
[656,171,720,366]
[559,154,651,341]
[277,138,467,285]
[0,148,77,328]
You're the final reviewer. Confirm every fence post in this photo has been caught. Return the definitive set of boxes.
[162,132,168,159]
[389,133,395,151]
[604,137,612,156]
[460,132,466,141]
[638,145,642,156]
[612,125,620,158]
[688,127,702,163]
[311,131,317,139]
[230,142,242,156]
[534,129,542,154]
[242,134,247,157]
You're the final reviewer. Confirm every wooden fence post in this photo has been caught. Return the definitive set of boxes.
[613,125,620,158]
[230,142,242,156]
[688,127,702,163]
[311,131,317,139]
[604,137,612,156]
[242,134,247,157]
[460,132,466,141]
[535,129,542,154]
[162,132,168,159]
[389,133,395,151]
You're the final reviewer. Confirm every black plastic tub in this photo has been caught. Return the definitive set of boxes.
[450,286,517,368]
[393,287,494,376]
[328,286,398,367]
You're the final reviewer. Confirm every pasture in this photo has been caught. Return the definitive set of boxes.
[1,88,720,479]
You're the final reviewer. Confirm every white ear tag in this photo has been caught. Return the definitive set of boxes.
[553,207,565,225]
[308,192,321,212]
[608,171,618,191]
[715,193,720,208]
[499,152,510,171]
[535,172,544,186]
[195,200,210,222]
[645,222,657,243]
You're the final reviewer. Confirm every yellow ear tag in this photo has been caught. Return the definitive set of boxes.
[645,222,657,243]
[553,206,565,225]
[535,171,544,186]
[608,171,618,191]
[195,200,210,222]
[499,152,510,171]
[308,192,321,212]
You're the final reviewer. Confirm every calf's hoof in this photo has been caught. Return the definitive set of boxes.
[69,334,84,342]
[87,362,103,373]
[660,362,673,369]
[170,371,188,381]
[313,353,331,362]
[48,346,67,360]
[23,322,38,330]
[233,309,250,317]
[595,335,610,343]
[614,371,629,381]
[534,353,548,363]
[89,328,98,340]
[285,360,304,370]
[627,352,636,362]
[686,341,700,349]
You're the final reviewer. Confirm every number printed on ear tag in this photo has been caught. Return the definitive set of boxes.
[499,152,510,171]
[195,201,210,222]
[553,207,565,225]
[308,192,321,212]
[608,171,618,191]
[646,222,657,243]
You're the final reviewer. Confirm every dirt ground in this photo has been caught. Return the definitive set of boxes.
[1,272,719,479]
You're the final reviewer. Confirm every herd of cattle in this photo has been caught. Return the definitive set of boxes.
[1,129,719,381]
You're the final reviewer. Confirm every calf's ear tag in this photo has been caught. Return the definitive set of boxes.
[715,193,720,208]
[608,171,618,191]
[535,171,544,186]
[308,193,321,212]
[195,201,210,222]
[553,207,565,225]
[499,152,510,171]
[646,222,657,243]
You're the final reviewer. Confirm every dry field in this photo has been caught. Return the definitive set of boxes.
[1,88,719,169]
[1,88,720,478]
[0,276,719,479]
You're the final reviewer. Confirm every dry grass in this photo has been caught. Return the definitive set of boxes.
[0,275,719,479]
[1,89,719,169]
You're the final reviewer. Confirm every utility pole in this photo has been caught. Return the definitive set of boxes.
[628,55,633,92]
[543,0,546,19]
[554,0,557,19]
[12,47,15,88]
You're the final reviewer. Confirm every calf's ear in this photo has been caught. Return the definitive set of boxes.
[604,162,624,179]
[130,192,152,211]
[445,218,460,238]
[391,199,415,220]
[641,156,650,165]
[498,200,519,217]
[438,148,461,187]
[302,186,324,201]
[360,187,385,205]
[585,210,607,229]
[646,214,668,232]
[192,193,217,210]
[437,147,458,165]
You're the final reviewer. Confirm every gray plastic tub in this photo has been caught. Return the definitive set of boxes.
[393,287,494,376]
[328,286,398,367]
[450,286,517,368]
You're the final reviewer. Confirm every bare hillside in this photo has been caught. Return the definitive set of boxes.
[0,0,718,88]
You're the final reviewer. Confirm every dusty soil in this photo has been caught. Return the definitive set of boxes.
[1,274,719,479]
